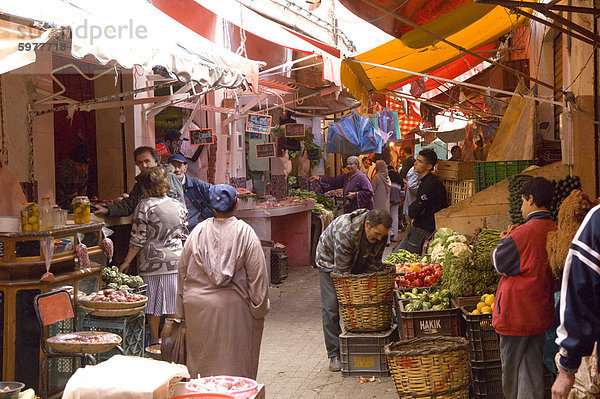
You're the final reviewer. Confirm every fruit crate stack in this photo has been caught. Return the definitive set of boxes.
[339,325,398,377]
[461,294,502,398]
[396,289,461,339]
[474,160,535,192]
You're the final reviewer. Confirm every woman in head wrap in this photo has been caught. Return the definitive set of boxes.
[371,160,392,243]
[175,184,270,379]
[309,155,374,213]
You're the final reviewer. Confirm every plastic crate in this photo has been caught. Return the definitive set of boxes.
[340,324,398,377]
[442,179,474,205]
[270,248,288,284]
[81,311,145,361]
[470,359,503,398]
[475,160,535,192]
[398,298,460,339]
[461,306,500,362]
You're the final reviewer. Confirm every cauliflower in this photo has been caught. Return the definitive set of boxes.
[431,245,446,262]
[447,242,472,256]
[445,234,468,246]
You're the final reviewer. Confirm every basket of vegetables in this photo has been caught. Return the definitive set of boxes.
[331,265,395,332]
[397,289,461,339]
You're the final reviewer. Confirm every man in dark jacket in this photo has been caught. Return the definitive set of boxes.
[169,154,214,231]
[316,209,392,372]
[398,146,415,180]
[94,146,184,217]
[491,177,557,399]
[396,149,446,254]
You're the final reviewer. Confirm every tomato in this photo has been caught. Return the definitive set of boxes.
[413,278,423,287]
[434,270,443,279]
[406,271,417,281]
[400,278,409,287]
[421,265,432,275]
[424,275,435,286]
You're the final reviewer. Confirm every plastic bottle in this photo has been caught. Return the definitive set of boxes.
[40,197,53,230]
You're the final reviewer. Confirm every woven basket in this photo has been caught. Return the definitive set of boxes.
[79,296,148,309]
[385,336,470,398]
[331,266,395,332]
[47,331,122,354]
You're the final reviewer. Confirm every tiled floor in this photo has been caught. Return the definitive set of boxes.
[256,264,398,399]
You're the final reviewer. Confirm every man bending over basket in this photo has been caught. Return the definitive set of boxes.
[315,208,392,372]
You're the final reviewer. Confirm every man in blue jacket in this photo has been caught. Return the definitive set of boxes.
[169,154,214,232]
[552,203,600,398]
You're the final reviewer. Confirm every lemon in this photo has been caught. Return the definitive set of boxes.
[471,309,481,315]
[481,306,492,314]
[481,294,489,303]
[476,302,486,312]
[485,294,495,307]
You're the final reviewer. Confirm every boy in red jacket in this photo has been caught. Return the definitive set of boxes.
[491,177,557,399]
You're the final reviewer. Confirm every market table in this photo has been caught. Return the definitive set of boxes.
[237,203,315,267]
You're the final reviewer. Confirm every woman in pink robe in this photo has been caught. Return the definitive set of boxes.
[175,185,270,379]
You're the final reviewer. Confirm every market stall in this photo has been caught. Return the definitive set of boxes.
[0,222,105,395]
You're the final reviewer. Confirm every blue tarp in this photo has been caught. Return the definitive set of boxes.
[326,111,383,154]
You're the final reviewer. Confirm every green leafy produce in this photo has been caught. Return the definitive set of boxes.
[508,175,534,225]
[385,249,421,264]
[102,265,144,291]
[401,288,452,312]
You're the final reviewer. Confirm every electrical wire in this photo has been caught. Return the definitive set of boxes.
[564,45,597,91]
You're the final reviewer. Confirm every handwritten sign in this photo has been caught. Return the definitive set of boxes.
[284,123,305,138]
[256,142,275,159]
[189,128,214,145]
[307,147,320,161]
[245,113,272,134]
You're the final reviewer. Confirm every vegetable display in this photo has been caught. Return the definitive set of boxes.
[395,263,442,288]
[401,288,452,312]
[102,266,144,292]
[550,175,581,221]
[385,249,421,265]
[441,229,501,297]
[508,174,534,225]
[424,228,470,264]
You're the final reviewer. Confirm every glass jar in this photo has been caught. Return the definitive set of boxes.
[20,202,39,232]
[72,196,90,224]
[40,197,53,230]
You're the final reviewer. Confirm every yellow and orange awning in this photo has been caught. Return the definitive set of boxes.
[341,1,528,104]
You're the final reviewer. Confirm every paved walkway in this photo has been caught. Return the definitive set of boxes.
[256,261,398,399]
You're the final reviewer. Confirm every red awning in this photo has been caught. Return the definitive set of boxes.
[338,0,471,38]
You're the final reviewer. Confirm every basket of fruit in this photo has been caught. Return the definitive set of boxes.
[331,265,395,332]
[47,331,121,354]
[461,293,499,362]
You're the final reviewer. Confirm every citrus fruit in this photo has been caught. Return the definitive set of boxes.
[471,309,481,315]
[476,302,486,312]
[481,294,489,303]
[485,294,495,307]
[481,306,492,314]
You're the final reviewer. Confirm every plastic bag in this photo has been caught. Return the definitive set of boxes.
[39,236,55,281]
[555,345,600,399]
[161,318,186,364]
[101,227,114,263]
[76,232,90,269]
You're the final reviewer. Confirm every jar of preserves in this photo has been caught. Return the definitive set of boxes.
[21,202,39,232]
[72,196,90,224]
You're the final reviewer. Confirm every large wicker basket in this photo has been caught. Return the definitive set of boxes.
[385,336,470,398]
[331,266,395,332]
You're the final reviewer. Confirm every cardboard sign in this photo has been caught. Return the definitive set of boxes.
[307,147,320,161]
[189,128,214,145]
[256,142,275,159]
[284,123,305,138]
[245,113,272,134]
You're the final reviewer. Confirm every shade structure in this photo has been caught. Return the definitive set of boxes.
[340,1,528,104]
[0,0,262,90]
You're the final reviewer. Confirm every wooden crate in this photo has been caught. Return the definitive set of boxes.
[436,161,476,181]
